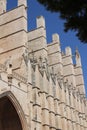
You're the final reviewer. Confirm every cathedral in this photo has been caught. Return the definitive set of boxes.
[0,0,87,130]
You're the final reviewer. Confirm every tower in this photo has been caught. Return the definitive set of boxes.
[0,0,28,77]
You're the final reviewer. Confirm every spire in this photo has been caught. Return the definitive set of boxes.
[18,0,27,7]
[0,0,7,14]
[65,46,72,56]
[52,33,60,45]
[75,47,81,66]
[36,16,45,28]
[75,47,85,94]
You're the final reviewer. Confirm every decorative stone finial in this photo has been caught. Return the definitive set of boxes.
[5,56,12,68]
[36,16,45,28]
[30,50,37,71]
[52,33,60,44]
[75,47,80,58]
[22,49,29,67]
[30,50,37,64]
[65,47,72,56]
[18,0,27,7]
[0,0,7,14]
[75,47,81,66]
[38,56,46,75]
[50,67,56,84]
[57,71,63,88]
[5,56,13,86]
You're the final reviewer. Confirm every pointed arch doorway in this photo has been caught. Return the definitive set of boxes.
[0,91,28,130]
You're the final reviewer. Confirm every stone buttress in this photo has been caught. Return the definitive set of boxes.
[0,1,87,130]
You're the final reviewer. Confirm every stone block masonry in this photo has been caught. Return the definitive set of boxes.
[0,0,87,130]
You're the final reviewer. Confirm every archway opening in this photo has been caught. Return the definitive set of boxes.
[0,96,22,130]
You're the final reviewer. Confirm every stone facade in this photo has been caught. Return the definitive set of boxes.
[0,0,87,130]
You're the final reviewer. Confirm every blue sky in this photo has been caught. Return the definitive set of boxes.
[7,0,87,94]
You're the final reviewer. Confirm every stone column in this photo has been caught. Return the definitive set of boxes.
[54,79,62,130]
[38,69,49,130]
[41,92,49,130]
[47,77,56,130]
[30,64,42,130]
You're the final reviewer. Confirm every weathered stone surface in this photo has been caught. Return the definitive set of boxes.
[0,1,86,130]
